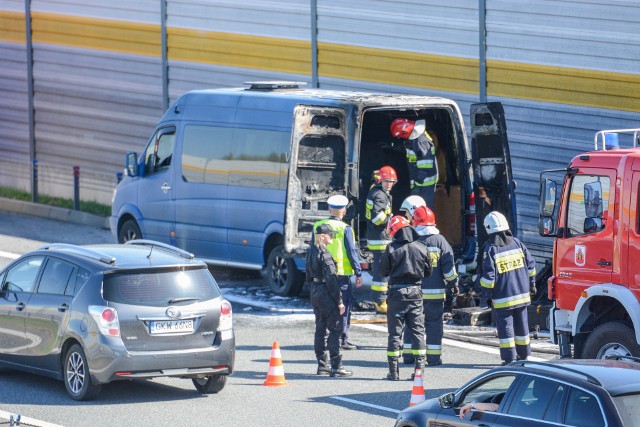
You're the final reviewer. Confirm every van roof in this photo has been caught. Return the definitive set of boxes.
[163,85,459,123]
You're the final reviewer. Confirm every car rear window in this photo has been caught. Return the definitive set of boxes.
[103,267,220,307]
[613,394,640,427]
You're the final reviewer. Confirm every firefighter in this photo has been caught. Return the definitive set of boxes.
[480,211,537,365]
[313,194,363,350]
[365,165,397,314]
[390,118,438,208]
[408,205,459,366]
[306,223,353,377]
[379,215,432,381]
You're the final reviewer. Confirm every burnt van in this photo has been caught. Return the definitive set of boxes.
[110,82,515,296]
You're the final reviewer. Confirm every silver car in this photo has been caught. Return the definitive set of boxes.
[0,240,235,400]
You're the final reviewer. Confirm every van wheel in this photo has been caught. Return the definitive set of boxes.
[192,375,227,394]
[582,322,640,359]
[118,219,142,243]
[64,344,102,401]
[266,245,303,297]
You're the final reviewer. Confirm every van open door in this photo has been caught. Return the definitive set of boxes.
[284,106,348,254]
[470,102,517,252]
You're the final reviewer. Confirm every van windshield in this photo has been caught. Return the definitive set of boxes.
[103,268,220,307]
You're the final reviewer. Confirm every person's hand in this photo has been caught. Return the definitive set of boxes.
[339,304,346,315]
[355,276,363,288]
[530,283,537,296]
[459,403,473,418]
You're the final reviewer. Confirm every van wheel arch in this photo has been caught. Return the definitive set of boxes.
[264,243,303,297]
[118,216,142,243]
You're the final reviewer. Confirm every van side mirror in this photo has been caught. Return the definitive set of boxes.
[126,152,138,177]
[439,392,455,408]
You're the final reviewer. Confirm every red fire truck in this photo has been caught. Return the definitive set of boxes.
[539,128,640,359]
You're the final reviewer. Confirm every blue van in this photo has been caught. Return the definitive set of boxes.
[110,82,515,296]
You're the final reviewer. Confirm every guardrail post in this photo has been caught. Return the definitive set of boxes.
[32,159,38,203]
[73,166,80,210]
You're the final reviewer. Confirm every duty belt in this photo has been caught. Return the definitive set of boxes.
[313,278,324,283]
[389,283,421,289]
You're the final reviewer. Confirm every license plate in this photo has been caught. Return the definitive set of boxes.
[149,319,194,335]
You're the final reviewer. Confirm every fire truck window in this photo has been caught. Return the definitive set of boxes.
[566,175,610,237]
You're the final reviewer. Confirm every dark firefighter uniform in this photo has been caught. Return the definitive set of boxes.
[306,224,352,377]
[379,225,432,380]
[403,227,458,366]
[480,233,536,364]
[314,214,362,350]
[406,130,438,208]
[366,182,393,306]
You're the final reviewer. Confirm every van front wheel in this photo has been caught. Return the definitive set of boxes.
[266,245,303,297]
[118,219,142,243]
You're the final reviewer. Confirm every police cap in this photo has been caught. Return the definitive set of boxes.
[327,194,349,209]
[316,223,338,236]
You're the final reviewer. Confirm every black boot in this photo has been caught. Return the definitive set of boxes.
[411,356,426,380]
[387,357,399,381]
[330,356,353,377]
[317,353,330,375]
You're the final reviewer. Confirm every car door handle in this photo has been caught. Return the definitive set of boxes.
[161,183,172,193]
[16,302,25,311]
[597,260,612,267]
[58,303,70,312]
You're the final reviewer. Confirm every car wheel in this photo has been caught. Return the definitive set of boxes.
[64,344,102,401]
[192,375,227,394]
[265,245,303,297]
[118,219,142,243]
[582,321,640,359]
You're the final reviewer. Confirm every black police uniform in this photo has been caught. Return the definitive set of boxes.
[306,235,352,377]
[480,230,536,364]
[379,226,432,380]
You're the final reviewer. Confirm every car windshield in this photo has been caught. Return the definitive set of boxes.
[103,267,220,307]
[612,394,640,427]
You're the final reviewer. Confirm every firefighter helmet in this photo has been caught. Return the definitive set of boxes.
[400,195,426,217]
[388,215,410,237]
[412,205,436,226]
[390,118,415,139]
[378,166,398,182]
[483,211,510,234]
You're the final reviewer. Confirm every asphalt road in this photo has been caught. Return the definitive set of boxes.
[0,211,555,427]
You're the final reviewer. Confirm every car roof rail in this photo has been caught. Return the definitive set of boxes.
[39,243,116,265]
[604,354,640,363]
[511,360,602,386]
[124,240,195,260]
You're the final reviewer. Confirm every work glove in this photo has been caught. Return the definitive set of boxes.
[530,282,537,296]
[479,297,489,309]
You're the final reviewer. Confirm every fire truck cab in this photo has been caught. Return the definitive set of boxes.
[539,128,640,359]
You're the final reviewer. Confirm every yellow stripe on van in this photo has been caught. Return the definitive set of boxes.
[0,11,26,43]
[318,42,479,95]
[168,27,311,75]
[488,60,640,113]
[31,12,160,57]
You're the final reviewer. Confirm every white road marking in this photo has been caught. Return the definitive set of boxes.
[0,410,64,427]
[354,323,548,361]
[0,250,20,260]
[330,396,401,414]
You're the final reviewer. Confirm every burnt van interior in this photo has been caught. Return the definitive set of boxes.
[355,108,465,255]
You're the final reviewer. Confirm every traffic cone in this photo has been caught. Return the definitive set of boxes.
[409,369,425,406]
[263,340,288,386]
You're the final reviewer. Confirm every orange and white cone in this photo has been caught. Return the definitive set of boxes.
[263,340,288,386]
[409,368,425,406]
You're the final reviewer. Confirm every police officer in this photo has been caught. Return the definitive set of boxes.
[365,165,397,314]
[390,118,438,207]
[306,223,353,377]
[405,206,458,366]
[480,211,536,365]
[379,215,432,381]
[314,194,363,350]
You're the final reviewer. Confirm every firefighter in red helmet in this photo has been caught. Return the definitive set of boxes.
[379,215,432,380]
[365,165,397,314]
[390,118,438,208]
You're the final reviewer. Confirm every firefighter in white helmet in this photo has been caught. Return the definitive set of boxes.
[480,211,536,365]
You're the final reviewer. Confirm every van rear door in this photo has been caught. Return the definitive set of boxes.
[284,106,348,254]
[470,102,516,250]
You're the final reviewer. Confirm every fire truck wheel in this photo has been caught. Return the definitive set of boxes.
[582,321,640,359]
